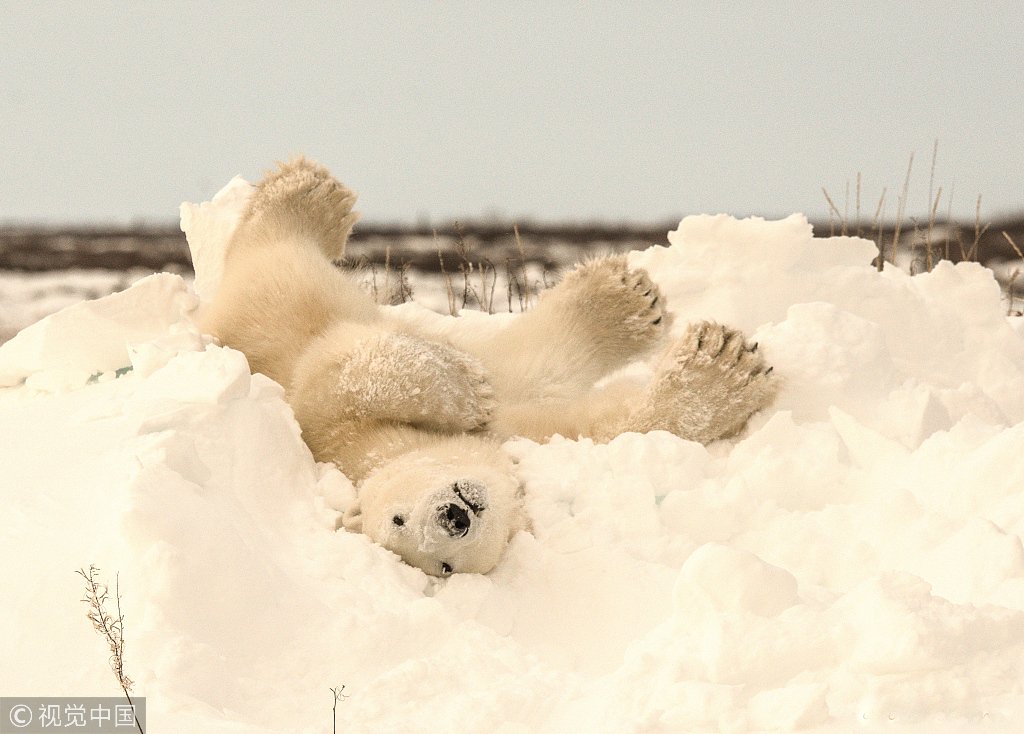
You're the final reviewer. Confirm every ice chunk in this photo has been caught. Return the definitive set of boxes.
[179,175,254,303]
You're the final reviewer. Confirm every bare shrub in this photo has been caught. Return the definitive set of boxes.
[76,565,144,733]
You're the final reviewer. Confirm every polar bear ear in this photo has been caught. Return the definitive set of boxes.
[341,500,363,533]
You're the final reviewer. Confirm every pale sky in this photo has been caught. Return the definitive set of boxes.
[2,2,1022,225]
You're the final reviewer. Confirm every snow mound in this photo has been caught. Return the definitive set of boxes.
[3,190,1024,732]
[0,273,204,390]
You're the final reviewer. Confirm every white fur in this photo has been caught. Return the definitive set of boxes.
[202,158,777,576]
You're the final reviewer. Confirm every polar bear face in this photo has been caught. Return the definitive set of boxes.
[342,447,525,576]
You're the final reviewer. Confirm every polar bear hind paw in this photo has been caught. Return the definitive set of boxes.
[244,156,360,260]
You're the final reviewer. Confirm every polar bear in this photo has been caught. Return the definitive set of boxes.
[202,158,777,577]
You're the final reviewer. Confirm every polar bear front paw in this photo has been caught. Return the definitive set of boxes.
[544,254,668,363]
[244,156,360,260]
[629,321,777,443]
[424,342,497,432]
[344,334,495,433]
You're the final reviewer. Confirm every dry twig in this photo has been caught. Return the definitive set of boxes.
[889,152,914,268]
[330,685,349,734]
[76,565,144,733]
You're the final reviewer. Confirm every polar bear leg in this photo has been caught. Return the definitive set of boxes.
[526,254,668,380]
[232,156,360,260]
[289,323,496,478]
[466,255,667,406]
[625,321,778,443]
[489,377,645,442]
[203,158,375,385]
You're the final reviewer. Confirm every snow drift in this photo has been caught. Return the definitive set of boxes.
[2,182,1024,733]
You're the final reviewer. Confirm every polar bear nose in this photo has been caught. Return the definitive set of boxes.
[441,503,471,537]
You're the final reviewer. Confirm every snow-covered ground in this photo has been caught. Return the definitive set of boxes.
[2,201,1024,732]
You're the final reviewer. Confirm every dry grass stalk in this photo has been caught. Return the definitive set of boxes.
[453,222,472,308]
[926,185,943,272]
[873,188,888,271]
[822,187,842,236]
[367,258,379,300]
[909,218,925,274]
[965,195,990,262]
[541,263,554,291]
[383,245,393,302]
[76,565,143,733]
[504,258,518,312]
[382,246,413,305]
[1002,231,1024,315]
[397,261,413,304]
[478,257,498,314]
[1007,269,1021,317]
[453,222,490,312]
[510,224,533,311]
[433,224,516,314]
[359,255,412,306]
[330,685,348,734]
[435,230,457,316]
[889,152,914,268]
[429,226,547,315]
[828,148,1001,278]
[1002,230,1024,261]
[925,140,939,270]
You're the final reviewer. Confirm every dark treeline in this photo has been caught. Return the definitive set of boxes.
[1,216,1022,274]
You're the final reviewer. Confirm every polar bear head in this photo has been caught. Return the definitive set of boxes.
[342,441,527,576]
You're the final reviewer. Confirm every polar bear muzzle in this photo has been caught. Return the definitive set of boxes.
[436,478,488,537]
[438,503,472,537]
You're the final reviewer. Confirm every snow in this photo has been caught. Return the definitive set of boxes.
[0,273,204,391]
[2,182,1024,733]
[178,175,253,304]
[0,268,157,344]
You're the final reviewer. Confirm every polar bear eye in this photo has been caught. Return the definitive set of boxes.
[392,515,405,527]
[440,562,453,576]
